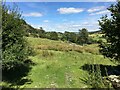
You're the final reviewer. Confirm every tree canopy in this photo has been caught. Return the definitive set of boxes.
[2,3,30,71]
[99,1,120,62]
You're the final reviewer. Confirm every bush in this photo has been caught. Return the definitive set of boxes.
[2,3,30,72]
[81,64,111,88]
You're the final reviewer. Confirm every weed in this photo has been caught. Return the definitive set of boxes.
[42,50,54,57]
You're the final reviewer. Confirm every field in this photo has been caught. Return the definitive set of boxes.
[1,37,116,88]
[9,37,114,88]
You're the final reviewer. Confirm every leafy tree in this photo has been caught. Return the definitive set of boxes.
[99,1,120,62]
[45,32,58,40]
[77,28,89,45]
[62,31,70,41]
[57,32,64,40]
[38,27,45,38]
[69,32,77,43]
[49,32,59,40]
[22,19,37,37]
[2,3,30,71]
[61,31,77,43]
[39,27,43,30]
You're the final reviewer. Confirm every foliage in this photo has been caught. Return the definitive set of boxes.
[81,64,112,88]
[2,3,30,72]
[99,1,120,62]
[38,28,46,38]
[61,31,77,43]
[46,31,59,40]
[61,29,90,45]
[77,28,89,45]
[23,21,92,45]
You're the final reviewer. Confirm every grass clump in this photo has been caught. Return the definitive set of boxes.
[42,50,54,57]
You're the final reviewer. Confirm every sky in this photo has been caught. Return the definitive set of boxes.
[6,1,116,32]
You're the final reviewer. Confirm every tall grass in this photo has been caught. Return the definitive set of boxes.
[26,37,99,54]
[42,50,54,57]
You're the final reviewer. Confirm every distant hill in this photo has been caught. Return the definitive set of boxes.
[22,19,103,36]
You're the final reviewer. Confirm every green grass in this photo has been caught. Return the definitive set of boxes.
[89,33,106,42]
[2,37,116,88]
[20,50,114,88]
[26,37,100,54]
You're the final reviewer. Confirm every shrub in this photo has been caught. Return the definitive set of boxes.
[2,3,30,72]
[81,64,112,88]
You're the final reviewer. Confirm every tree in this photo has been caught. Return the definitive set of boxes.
[98,1,120,62]
[49,32,59,40]
[61,31,77,43]
[2,3,30,71]
[46,31,58,40]
[39,27,43,30]
[69,32,77,43]
[38,28,45,38]
[77,28,89,45]
[62,31,70,41]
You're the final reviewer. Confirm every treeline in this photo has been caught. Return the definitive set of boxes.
[23,21,96,45]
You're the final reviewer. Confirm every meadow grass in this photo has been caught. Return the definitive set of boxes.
[16,37,115,88]
[26,37,99,54]
[2,37,116,88]
[22,50,114,88]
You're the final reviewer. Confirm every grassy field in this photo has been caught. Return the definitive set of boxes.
[89,33,106,43]
[2,37,116,88]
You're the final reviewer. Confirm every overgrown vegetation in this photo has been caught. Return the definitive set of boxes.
[7,37,114,88]
[99,1,120,63]
[2,3,33,88]
[26,37,99,55]
[81,64,113,88]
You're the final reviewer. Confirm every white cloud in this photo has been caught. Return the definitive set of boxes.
[72,25,82,27]
[72,21,98,28]
[57,7,84,14]
[23,12,43,17]
[87,6,106,13]
[82,22,89,25]
[28,19,100,32]
[43,20,49,23]
[90,10,110,15]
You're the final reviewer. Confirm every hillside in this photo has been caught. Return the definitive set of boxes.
[2,37,115,88]
[26,37,100,54]
[2,36,117,88]
[25,37,115,88]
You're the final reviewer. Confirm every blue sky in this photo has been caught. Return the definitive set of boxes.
[6,2,116,32]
